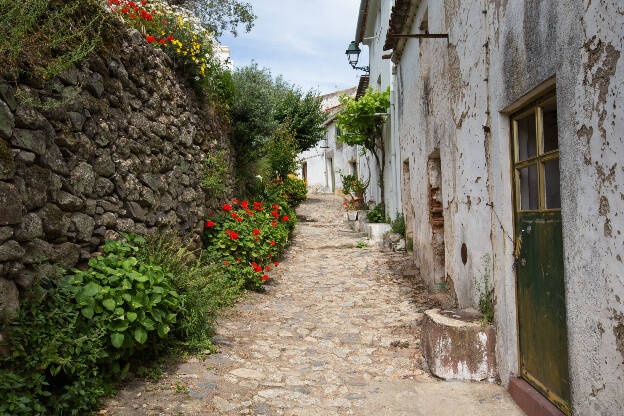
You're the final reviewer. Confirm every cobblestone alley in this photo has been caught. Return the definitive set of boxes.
[103,194,524,415]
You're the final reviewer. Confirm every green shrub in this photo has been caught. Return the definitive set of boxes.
[202,150,230,198]
[264,177,307,208]
[391,213,406,236]
[65,235,180,369]
[366,204,384,223]
[338,170,368,196]
[0,0,112,79]
[264,124,301,180]
[135,231,243,352]
[203,199,295,289]
[0,277,111,416]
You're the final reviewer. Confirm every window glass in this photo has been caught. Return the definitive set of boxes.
[544,158,561,209]
[519,165,539,210]
[542,100,558,153]
[516,112,537,161]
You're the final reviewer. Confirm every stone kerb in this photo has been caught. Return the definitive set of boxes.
[422,308,498,382]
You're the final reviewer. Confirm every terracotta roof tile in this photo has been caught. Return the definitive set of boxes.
[384,0,412,51]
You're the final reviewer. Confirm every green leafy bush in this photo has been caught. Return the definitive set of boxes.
[0,277,111,416]
[202,150,230,198]
[338,170,368,196]
[65,235,180,367]
[366,204,384,223]
[203,199,295,290]
[391,213,406,236]
[264,177,307,208]
[135,231,243,352]
[264,124,300,180]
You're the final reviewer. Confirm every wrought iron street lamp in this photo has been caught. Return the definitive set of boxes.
[345,41,369,73]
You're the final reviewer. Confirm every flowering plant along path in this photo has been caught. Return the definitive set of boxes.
[102,194,523,415]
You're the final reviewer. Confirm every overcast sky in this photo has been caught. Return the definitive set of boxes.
[220,0,369,95]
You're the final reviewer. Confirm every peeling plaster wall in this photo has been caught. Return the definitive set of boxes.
[488,1,624,412]
[395,0,623,412]
[397,0,493,309]
[360,0,401,214]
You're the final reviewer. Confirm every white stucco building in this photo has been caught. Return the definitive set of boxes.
[353,0,624,415]
[298,88,358,193]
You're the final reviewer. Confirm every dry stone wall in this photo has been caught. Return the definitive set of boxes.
[0,29,232,316]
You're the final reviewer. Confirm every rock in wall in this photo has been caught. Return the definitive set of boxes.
[0,28,233,316]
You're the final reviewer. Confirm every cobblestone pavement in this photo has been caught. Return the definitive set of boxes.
[102,194,524,416]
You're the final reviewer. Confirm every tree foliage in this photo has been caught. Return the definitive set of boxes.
[335,87,390,151]
[274,89,326,152]
[336,87,390,214]
[264,124,300,180]
[230,64,324,191]
[169,0,256,38]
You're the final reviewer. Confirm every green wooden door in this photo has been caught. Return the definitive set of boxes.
[512,94,571,415]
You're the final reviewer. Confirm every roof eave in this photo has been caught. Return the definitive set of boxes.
[354,0,369,44]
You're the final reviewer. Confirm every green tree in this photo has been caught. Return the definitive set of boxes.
[230,64,279,188]
[265,124,300,180]
[274,88,326,152]
[336,87,390,215]
[230,64,325,191]
[169,0,256,38]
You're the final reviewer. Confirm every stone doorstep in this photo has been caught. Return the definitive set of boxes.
[508,377,566,416]
[422,308,498,382]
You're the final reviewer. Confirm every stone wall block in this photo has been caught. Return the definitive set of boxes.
[23,238,54,264]
[71,213,95,242]
[0,227,13,243]
[93,153,115,177]
[70,162,95,196]
[0,278,19,318]
[40,203,70,239]
[95,177,114,196]
[0,181,22,225]
[0,138,15,180]
[0,100,13,139]
[55,190,84,211]
[11,129,46,155]
[20,165,51,210]
[53,242,80,268]
[14,213,44,242]
[40,143,69,175]
[0,240,25,262]
[14,106,47,130]
[0,84,17,111]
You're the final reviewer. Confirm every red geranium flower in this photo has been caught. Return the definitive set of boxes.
[232,198,239,204]
[270,241,276,246]
[252,229,260,235]
[266,266,270,271]
[282,216,289,221]
[223,261,229,264]
[236,217,243,222]
[205,220,215,227]
[253,202,262,206]
[271,211,279,218]
[145,35,155,42]
[162,19,167,23]
[167,35,174,41]
[261,275,269,281]
[274,262,279,266]
[121,8,129,12]
[231,212,238,218]
[271,221,277,226]
[158,39,166,44]
[223,204,232,211]
[229,231,239,240]
[272,204,279,210]
[241,201,249,208]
